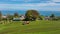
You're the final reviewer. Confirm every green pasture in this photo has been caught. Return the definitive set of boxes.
[0,20,60,34]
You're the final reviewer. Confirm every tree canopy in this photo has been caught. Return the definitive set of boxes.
[50,14,55,18]
[14,12,19,18]
[25,10,40,20]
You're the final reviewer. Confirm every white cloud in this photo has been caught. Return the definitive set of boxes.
[2,0,52,3]
[0,3,60,11]
[53,0,60,2]
[10,0,36,1]
[11,0,23,1]
[0,3,58,7]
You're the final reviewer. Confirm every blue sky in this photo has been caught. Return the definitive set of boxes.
[0,0,60,11]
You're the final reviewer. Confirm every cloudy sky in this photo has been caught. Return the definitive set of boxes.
[0,0,60,11]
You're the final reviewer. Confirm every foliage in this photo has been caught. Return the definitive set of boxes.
[14,12,19,18]
[25,10,40,20]
[49,14,60,21]
[8,15,13,20]
[0,11,2,21]
[50,14,55,18]
[39,16,43,20]
[6,13,13,20]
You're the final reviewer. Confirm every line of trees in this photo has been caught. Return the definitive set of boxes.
[0,10,60,21]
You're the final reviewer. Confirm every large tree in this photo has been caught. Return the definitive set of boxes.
[25,10,40,20]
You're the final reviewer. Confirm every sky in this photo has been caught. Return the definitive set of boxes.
[0,0,60,11]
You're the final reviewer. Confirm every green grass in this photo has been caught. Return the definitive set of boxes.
[0,20,60,34]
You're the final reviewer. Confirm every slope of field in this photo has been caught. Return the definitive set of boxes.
[0,20,60,34]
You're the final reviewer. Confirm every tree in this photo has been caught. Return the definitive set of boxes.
[50,14,55,18]
[50,14,57,20]
[14,12,19,18]
[7,13,13,20]
[0,11,2,21]
[25,10,40,20]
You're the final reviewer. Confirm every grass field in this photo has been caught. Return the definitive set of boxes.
[0,20,60,34]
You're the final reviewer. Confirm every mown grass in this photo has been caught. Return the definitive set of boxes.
[0,20,60,34]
